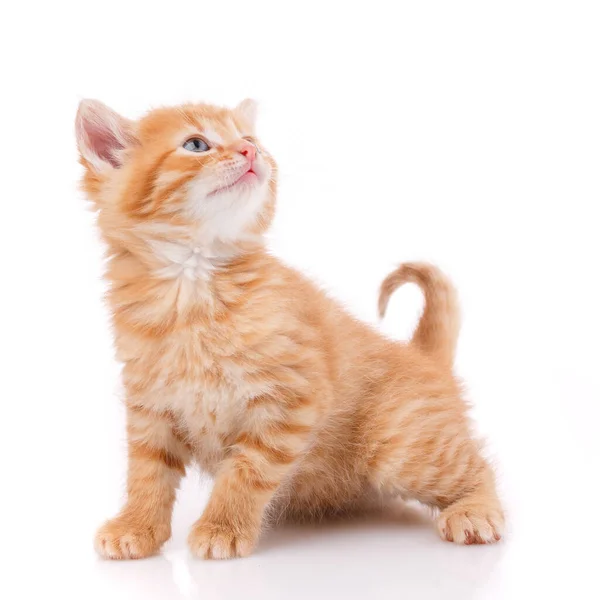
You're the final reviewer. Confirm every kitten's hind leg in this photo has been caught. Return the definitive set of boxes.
[367,393,504,545]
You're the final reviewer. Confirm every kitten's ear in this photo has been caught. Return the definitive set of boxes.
[235,98,258,129]
[76,99,138,172]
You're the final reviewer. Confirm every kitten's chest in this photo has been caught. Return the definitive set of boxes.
[131,329,266,467]
[167,379,246,471]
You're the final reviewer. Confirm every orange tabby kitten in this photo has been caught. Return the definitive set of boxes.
[76,98,504,560]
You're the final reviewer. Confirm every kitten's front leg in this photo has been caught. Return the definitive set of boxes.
[188,393,315,559]
[95,405,190,559]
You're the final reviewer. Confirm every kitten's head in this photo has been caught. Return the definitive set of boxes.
[76,99,277,247]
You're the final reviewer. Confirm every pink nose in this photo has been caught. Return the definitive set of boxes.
[238,141,256,162]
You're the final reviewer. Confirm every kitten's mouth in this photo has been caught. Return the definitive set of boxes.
[236,168,258,185]
[209,165,259,196]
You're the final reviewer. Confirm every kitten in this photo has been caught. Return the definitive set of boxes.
[76,98,504,560]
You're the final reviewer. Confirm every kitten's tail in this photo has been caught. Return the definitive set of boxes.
[378,262,460,369]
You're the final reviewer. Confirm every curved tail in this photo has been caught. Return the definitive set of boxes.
[378,262,460,369]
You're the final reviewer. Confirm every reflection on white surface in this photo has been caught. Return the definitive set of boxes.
[88,504,506,600]
[164,550,200,599]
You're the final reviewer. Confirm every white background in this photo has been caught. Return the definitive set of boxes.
[2,1,599,598]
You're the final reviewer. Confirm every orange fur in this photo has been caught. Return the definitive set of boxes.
[76,98,504,560]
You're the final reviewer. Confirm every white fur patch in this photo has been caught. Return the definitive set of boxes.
[192,183,268,243]
[150,240,217,281]
[184,153,271,245]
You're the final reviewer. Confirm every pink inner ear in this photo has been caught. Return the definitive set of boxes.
[84,120,125,168]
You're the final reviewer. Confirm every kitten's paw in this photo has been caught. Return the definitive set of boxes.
[188,518,257,560]
[94,518,169,559]
[437,505,504,545]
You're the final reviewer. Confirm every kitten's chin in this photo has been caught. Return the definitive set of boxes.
[236,171,259,185]
[189,183,269,245]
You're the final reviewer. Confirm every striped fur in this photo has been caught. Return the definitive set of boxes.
[77,99,504,560]
[379,262,460,370]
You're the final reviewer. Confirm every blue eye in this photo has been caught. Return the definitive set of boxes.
[183,138,210,152]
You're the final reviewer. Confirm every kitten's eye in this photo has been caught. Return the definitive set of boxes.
[183,138,210,152]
